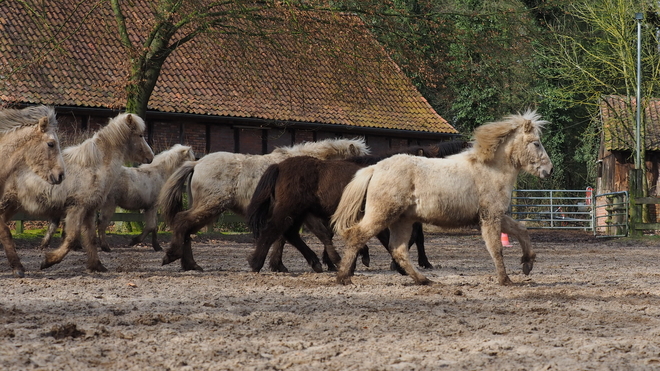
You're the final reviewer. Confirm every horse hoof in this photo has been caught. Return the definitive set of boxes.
[152,244,163,252]
[40,260,56,270]
[269,264,288,273]
[499,276,514,286]
[522,262,534,275]
[361,255,370,267]
[162,254,180,265]
[326,264,337,272]
[417,278,433,285]
[336,275,353,285]
[13,269,25,278]
[100,245,111,253]
[88,263,108,273]
[312,262,324,273]
[182,262,204,272]
[420,262,434,270]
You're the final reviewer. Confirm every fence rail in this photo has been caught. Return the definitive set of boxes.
[509,189,594,230]
[11,211,245,234]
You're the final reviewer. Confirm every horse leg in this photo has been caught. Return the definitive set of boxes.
[303,216,341,271]
[283,226,323,273]
[411,222,434,269]
[375,229,407,275]
[501,215,535,275]
[480,217,512,285]
[0,217,24,278]
[388,220,431,285]
[130,208,161,251]
[39,217,60,250]
[163,207,217,270]
[97,201,115,252]
[80,209,107,272]
[337,218,388,285]
[41,209,84,270]
[267,237,288,273]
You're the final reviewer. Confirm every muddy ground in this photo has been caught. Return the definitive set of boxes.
[1,228,660,370]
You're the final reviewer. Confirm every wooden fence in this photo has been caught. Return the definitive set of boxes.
[11,211,245,234]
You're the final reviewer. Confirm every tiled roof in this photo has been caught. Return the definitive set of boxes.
[0,2,457,134]
[601,95,660,151]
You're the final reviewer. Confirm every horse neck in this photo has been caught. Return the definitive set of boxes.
[0,127,39,181]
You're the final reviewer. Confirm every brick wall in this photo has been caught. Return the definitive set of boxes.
[367,135,390,154]
[295,130,314,143]
[266,129,293,153]
[183,122,207,157]
[238,128,263,154]
[151,121,181,154]
[209,125,235,153]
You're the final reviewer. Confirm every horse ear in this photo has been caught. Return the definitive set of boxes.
[416,149,424,156]
[523,119,534,133]
[37,117,49,133]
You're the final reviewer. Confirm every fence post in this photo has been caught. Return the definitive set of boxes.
[15,220,23,234]
[629,168,644,237]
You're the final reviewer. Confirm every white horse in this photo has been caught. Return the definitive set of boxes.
[0,105,65,277]
[332,111,553,286]
[158,138,370,271]
[0,113,154,275]
[96,144,196,252]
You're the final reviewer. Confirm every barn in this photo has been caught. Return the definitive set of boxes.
[596,95,660,232]
[0,2,458,156]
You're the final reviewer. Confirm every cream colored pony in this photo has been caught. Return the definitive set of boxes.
[332,111,553,286]
[0,105,65,277]
[0,106,65,194]
[96,144,196,252]
[0,113,154,276]
[159,138,369,271]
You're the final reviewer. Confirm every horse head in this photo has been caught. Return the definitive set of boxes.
[123,113,155,164]
[472,110,553,179]
[20,111,65,185]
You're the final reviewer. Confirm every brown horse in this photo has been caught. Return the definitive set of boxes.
[158,138,369,272]
[0,105,65,277]
[246,141,466,274]
[0,113,154,275]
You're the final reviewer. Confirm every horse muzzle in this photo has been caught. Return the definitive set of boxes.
[48,171,65,185]
[539,167,553,179]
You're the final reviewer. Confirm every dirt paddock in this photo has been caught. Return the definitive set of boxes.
[1,229,660,370]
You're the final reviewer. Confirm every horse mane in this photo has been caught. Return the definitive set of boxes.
[344,140,466,166]
[63,113,146,167]
[471,110,547,163]
[0,105,56,133]
[271,137,369,159]
[141,144,193,170]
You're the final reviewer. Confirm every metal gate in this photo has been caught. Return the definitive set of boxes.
[509,189,628,237]
[509,189,594,230]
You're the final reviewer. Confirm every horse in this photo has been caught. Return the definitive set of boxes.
[0,105,66,277]
[0,113,154,276]
[331,110,553,286]
[95,144,196,252]
[158,138,370,272]
[246,141,466,274]
[0,106,65,194]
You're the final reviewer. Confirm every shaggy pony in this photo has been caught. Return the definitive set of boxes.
[158,138,370,271]
[332,111,553,286]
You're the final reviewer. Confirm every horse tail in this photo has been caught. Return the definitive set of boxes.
[331,166,375,236]
[246,164,280,238]
[159,160,197,226]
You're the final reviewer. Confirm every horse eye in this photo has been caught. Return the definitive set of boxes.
[47,142,55,148]
[533,142,540,148]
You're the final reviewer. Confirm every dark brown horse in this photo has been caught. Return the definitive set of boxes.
[246,141,466,273]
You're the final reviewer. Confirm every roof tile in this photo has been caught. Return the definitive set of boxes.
[0,1,456,134]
